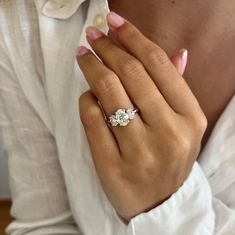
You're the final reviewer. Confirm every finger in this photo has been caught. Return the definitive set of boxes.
[85,26,172,123]
[171,49,188,76]
[107,12,201,118]
[76,46,145,147]
[79,91,120,172]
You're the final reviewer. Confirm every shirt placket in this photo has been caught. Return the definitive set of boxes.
[74,0,110,90]
[78,0,110,48]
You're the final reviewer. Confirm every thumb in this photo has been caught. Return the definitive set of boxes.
[171,49,188,76]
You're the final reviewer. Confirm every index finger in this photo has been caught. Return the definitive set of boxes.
[107,12,202,118]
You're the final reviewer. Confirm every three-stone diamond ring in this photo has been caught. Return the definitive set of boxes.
[107,108,139,127]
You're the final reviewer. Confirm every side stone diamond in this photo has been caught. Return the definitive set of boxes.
[109,115,118,126]
[126,108,136,120]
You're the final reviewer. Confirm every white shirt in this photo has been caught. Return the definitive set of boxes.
[0,0,234,234]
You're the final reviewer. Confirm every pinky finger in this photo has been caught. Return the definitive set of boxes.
[79,90,120,173]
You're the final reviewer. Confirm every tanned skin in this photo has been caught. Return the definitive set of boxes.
[108,0,235,151]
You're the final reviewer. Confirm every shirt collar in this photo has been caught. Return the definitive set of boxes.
[41,0,87,19]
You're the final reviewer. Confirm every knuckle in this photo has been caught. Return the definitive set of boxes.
[79,91,91,110]
[147,47,169,68]
[176,135,191,153]
[121,24,138,41]
[120,57,144,76]
[193,113,208,135]
[167,131,191,158]
[95,72,117,96]
[95,37,112,51]
[80,105,100,129]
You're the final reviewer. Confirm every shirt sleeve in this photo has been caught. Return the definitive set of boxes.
[117,162,235,235]
[0,42,82,235]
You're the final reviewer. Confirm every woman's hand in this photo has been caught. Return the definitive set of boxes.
[76,12,207,222]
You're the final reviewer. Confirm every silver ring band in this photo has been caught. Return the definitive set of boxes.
[107,108,139,127]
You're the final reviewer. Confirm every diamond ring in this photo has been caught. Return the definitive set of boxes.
[107,108,139,127]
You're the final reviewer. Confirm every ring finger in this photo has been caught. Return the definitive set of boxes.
[76,47,145,149]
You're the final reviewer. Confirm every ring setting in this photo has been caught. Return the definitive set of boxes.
[108,108,139,127]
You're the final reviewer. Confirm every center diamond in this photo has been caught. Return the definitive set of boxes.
[115,109,130,126]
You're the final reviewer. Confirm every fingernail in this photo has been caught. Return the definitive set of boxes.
[180,49,188,75]
[76,46,89,57]
[107,11,125,28]
[86,26,103,40]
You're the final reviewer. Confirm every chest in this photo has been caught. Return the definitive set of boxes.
[181,44,235,149]
[108,1,235,151]
[139,16,235,150]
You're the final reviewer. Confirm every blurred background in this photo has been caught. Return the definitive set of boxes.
[0,133,11,235]
[0,133,10,199]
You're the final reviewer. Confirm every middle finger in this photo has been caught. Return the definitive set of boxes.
[85,26,173,124]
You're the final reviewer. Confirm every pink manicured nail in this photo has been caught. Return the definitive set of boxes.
[107,11,125,28]
[76,46,89,57]
[86,26,103,40]
[180,49,188,75]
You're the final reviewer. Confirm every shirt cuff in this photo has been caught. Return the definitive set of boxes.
[114,162,215,235]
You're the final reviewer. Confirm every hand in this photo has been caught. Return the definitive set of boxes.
[76,12,207,222]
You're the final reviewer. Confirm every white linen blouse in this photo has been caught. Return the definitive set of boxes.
[0,0,234,234]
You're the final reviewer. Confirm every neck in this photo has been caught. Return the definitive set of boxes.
[108,0,235,55]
